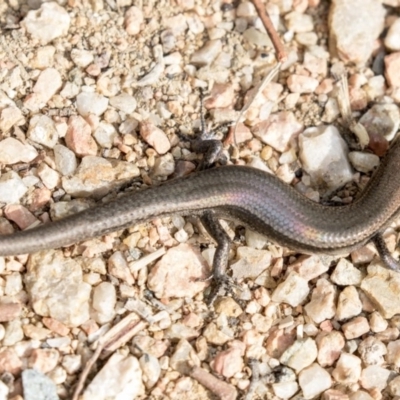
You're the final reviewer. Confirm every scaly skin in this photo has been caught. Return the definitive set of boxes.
[1,139,400,257]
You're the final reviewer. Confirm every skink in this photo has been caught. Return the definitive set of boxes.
[0,139,400,258]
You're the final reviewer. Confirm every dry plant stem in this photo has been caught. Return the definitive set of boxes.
[251,0,287,62]
[72,344,102,400]
[190,366,238,400]
[336,74,369,147]
[233,62,281,145]
[72,314,146,400]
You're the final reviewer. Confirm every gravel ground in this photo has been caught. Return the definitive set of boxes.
[0,0,400,399]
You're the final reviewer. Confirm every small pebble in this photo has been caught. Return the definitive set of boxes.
[384,52,400,87]
[348,151,380,173]
[140,120,171,155]
[76,92,109,117]
[124,6,144,35]
[190,40,222,66]
[298,363,331,399]
[272,272,309,307]
[0,138,38,164]
[299,125,353,191]
[329,0,385,64]
[385,18,400,51]
[332,352,361,383]
[21,2,70,44]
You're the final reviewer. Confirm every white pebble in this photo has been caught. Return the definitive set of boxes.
[70,49,94,68]
[76,92,109,117]
[83,353,144,399]
[272,272,309,307]
[348,151,380,173]
[110,93,137,114]
[385,18,400,51]
[0,172,28,204]
[0,138,38,164]
[28,114,59,148]
[299,125,353,191]
[298,363,331,399]
[92,282,116,324]
[21,2,70,45]
[38,163,60,190]
[94,122,118,148]
[54,144,77,176]
[124,6,144,35]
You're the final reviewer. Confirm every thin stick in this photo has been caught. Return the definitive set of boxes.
[251,0,287,62]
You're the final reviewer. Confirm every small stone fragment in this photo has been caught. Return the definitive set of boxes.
[76,92,109,117]
[28,114,59,148]
[285,11,314,33]
[140,120,171,155]
[22,369,59,400]
[332,352,361,383]
[110,93,137,114]
[0,302,22,322]
[359,103,400,141]
[329,0,385,64]
[65,116,98,157]
[358,336,386,366]
[24,250,91,327]
[304,278,336,324]
[316,331,345,367]
[93,122,118,148]
[287,255,329,281]
[287,74,319,94]
[385,18,400,51]
[108,251,135,285]
[70,49,94,68]
[5,204,38,230]
[0,138,38,164]
[299,125,353,191]
[361,264,400,318]
[272,381,299,399]
[124,6,144,35]
[140,352,161,389]
[148,244,210,298]
[369,311,388,333]
[342,316,370,339]
[272,272,309,307]
[336,286,362,321]
[0,349,22,375]
[211,345,244,378]
[280,338,318,373]
[0,172,28,204]
[24,68,63,112]
[38,163,60,190]
[330,258,363,285]
[252,111,303,152]
[82,353,144,399]
[360,365,390,391]
[385,52,400,87]
[190,40,222,66]
[92,282,116,324]
[298,363,331,399]
[62,156,139,198]
[389,376,400,396]
[29,348,59,373]
[21,2,70,45]
[230,247,271,280]
[0,106,25,132]
[348,152,380,173]
[54,144,77,176]
[204,83,235,109]
[386,340,400,367]
[214,297,243,317]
